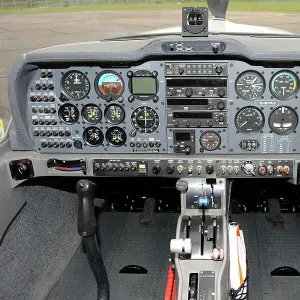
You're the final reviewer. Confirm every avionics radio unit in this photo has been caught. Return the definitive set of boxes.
[165,62,228,128]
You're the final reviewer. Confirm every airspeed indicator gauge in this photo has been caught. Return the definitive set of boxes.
[270,71,298,100]
[235,106,265,134]
[61,70,90,100]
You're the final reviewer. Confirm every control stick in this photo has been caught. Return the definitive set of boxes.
[76,179,109,300]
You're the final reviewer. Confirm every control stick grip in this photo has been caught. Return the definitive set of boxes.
[76,179,97,237]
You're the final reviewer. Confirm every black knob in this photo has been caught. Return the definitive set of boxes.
[32,108,37,113]
[208,121,213,127]
[215,65,223,74]
[35,84,41,90]
[168,90,173,96]
[40,131,45,136]
[218,116,225,122]
[47,71,53,78]
[49,96,55,102]
[149,141,154,148]
[206,165,214,174]
[36,96,42,102]
[41,142,47,148]
[47,142,53,148]
[166,165,175,175]
[197,121,202,127]
[155,141,161,148]
[38,120,44,125]
[218,88,225,97]
[59,131,64,136]
[65,131,71,137]
[54,142,59,148]
[179,68,184,75]
[33,130,39,136]
[52,131,58,136]
[185,88,193,98]
[74,140,82,149]
[185,145,191,155]
[41,84,47,90]
[212,45,219,54]
[50,108,56,114]
[218,101,225,110]
[45,120,50,125]
[174,121,179,127]
[44,108,50,113]
[127,71,133,78]
[41,71,46,78]
[52,119,57,125]
[130,142,135,147]
[46,131,52,136]
[48,84,54,90]
[136,141,142,148]
[66,142,72,148]
[60,142,65,148]
[128,95,134,103]
[152,165,161,174]
[43,96,48,102]
[153,96,159,103]
[186,121,190,127]
[30,96,36,102]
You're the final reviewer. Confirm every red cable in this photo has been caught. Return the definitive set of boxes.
[164,263,175,300]
[171,276,176,300]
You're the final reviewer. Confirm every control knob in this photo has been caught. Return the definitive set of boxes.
[218,88,225,97]
[166,165,175,175]
[215,65,223,74]
[241,161,256,176]
[152,165,161,174]
[185,88,193,98]
[206,165,214,175]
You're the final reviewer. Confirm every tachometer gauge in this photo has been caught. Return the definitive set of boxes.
[235,106,265,134]
[200,131,221,151]
[58,103,79,124]
[131,106,159,134]
[235,71,265,100]
[83,127,104,146]
[104,104,125,125]
[61,70,90,100]
[105,126,127,146]
[270,71,298,100]
[269,106,298,135]
[82,104,102,124]
[95,71,124,101]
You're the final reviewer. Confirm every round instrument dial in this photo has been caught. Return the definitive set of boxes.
[235,106,265,134]
[105,126,127,147]
[131,106,159,134]
[95,71,124,101]
[235,71,265,100]
[83,127,104,146]
[269,106,298,135]
[200,131,221,151]
[104,104,125,125]
[61,70,90,100]
[82,104,102,124]
[270,71,298,100]
[58,103,79,125]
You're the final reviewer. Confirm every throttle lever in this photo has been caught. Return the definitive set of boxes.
[76,179,97,237]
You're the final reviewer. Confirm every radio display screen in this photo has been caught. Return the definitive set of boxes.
[173,112,212,119]
[167,78,227,87]
[175,132,191,141]
[131,77,157,95]
[167,98,208,105]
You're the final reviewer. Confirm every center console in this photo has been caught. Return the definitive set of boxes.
[171,178,228,300]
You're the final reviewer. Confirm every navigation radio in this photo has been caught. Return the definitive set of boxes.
[165,62,228,129]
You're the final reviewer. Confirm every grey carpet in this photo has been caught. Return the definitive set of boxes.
[47,212,179,300]
[0,185,81,300]
[233,214,300,300]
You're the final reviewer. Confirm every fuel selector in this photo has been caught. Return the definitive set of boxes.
[241,161,256,176]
